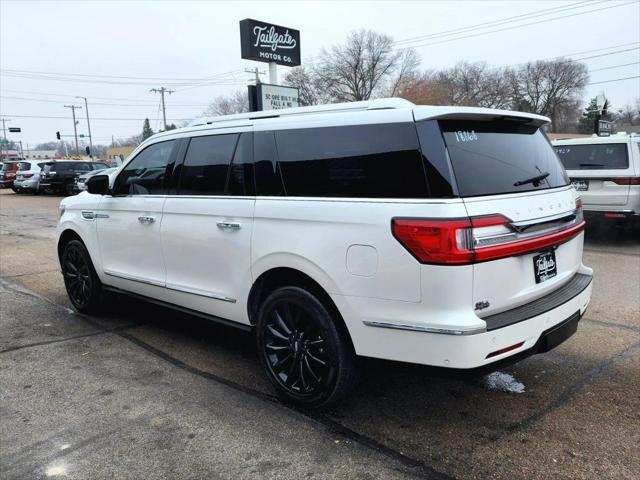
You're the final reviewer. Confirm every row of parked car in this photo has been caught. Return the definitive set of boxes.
[0,159,116,196]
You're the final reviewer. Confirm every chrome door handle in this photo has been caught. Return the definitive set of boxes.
[216,221,241,230]
[138,215,155,224]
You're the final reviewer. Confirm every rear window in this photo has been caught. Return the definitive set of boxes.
[18,162,31,170]
[439,119,569,197]
[553,143,629,170]
[274,123,428,198]
[45,161,92,172]
[1,163,17,172]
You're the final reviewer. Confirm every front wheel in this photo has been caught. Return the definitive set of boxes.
[61,239,104,314]
[256,286,356,408]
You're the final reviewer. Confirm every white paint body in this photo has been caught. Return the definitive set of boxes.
[57,101,592,369]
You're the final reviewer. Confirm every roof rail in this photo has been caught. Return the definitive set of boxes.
[188,97,415,127]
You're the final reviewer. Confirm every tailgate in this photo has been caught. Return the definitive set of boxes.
[463,188,584,317]
[555,143,632,206]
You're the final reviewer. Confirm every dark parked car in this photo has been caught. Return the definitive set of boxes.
[39,161,109,195]
[0,161,21,190]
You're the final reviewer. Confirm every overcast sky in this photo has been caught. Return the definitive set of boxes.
[1,0,639,148]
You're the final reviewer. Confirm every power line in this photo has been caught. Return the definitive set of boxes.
[0,95,209,108]
[587,75,640,85]
[1,114,191,121]
[394,0,601,45]
[0,88,212,104]
[0,68,246,82]
[589,61,640,72]
[397,1,638,50]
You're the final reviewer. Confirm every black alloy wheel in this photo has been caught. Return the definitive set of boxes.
[256,287,356,408]
[61,239,103,313]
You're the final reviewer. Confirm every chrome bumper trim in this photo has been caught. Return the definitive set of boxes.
[362,320,486,336]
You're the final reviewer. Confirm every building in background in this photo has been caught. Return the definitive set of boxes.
[107,146,135,164]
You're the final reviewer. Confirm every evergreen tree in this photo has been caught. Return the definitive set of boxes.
[141,118,154,140]
[578,98,613,134]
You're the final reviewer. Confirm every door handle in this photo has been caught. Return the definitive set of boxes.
[138,215,156,224]
[216,221,241,230]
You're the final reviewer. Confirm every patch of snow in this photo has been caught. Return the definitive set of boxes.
[483,371,525,394]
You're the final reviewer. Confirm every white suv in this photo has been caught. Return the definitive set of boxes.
[56,99,593,407]
[552,133,640,221]
[13,160,49,193]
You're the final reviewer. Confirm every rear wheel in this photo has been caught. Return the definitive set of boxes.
[256,286,356,408]
[61,239,104,314]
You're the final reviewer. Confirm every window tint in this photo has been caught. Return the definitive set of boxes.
[440,119,569,197]
[553,143,629,170]
[415,120,456,197]
[227,133,254,196]
[179,134,238,195]
[274,123,428,198]
[254,131,284,195]
[18,162,31,171]
[114,140,176,195]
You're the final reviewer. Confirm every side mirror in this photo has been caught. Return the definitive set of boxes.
[86,175,110,195]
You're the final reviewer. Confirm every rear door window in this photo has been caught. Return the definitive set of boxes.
[178,134,238,195]
[274,123,428,198]
[439,119,569,197]
[553,143,629,170]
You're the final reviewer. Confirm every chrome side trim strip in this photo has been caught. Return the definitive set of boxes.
[81,211,95,220]
[165,282,237,303]
[103,270,165,287]
[362,320,486,336]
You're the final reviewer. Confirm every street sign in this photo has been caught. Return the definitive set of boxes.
[239,19,301,67]
[8,127,21,133]
[79,134,85,138]
[248,83,299,112]
[596,120,611,137]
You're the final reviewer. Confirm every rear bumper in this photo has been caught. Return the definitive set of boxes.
[13,179,39,190]
[0,179,14,188]
[335,269,593,369]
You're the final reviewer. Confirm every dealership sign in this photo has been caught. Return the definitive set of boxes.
[239,18,301,66]
[248,83,299,112]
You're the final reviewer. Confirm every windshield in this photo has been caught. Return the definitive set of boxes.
[438,119,569,197]
[553,143,629,170]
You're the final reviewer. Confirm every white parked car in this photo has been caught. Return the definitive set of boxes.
[553,133,640,221]
[56,99,593,407]
[13,160,50,193]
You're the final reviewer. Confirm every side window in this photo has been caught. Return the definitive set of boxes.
[274,123,428,198]
[254,131,285,195]
[114,140,176,196]
[227,132,254,196]
[178,134,238,195]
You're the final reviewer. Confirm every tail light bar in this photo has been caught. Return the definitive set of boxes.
[21,173,34,178]
[611,177,640,185]
[392,200,585,265]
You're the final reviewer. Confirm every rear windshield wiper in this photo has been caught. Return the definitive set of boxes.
[513,171,550,187]
[579,163,604,168]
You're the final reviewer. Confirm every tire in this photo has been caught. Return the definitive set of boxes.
[61,239,105,314]
[256,286,356,408]
[11,187,19,193]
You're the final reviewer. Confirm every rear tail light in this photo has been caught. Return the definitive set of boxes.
[611,177,640,185]
[486,341,525,359]
[22,173,34,178]
[392,200,585,265]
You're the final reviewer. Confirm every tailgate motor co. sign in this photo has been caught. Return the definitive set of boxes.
[239,18,301,67]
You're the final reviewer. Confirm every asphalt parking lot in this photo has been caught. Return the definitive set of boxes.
[1,190,638,480]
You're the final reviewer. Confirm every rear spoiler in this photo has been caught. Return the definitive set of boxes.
[412,106,550,128]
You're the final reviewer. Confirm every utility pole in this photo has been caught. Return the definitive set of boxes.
[64,105,82,157]
[0,118,10,158]
[76,96,93,158]
[245,67,265,84]
[150,87,174,130]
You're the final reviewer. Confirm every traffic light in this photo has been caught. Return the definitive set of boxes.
[56,131,61,140]
[85,146,91,155]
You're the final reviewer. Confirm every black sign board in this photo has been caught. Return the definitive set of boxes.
[8,127,21,133]
[596,119,611,137]
[240,18,300,67]
[248,83,300,112]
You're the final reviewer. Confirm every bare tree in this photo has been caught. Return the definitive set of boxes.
[283,66,323,106]
[314,29,419,101]
[615,102,639,126]
[203,90,249,116]
[508,59,589,132]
